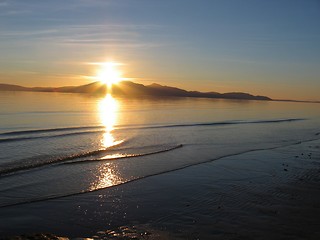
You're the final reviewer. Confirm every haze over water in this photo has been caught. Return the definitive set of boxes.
[0,91,319,209]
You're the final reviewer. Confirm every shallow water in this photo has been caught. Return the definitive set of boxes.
[0,91,319,208]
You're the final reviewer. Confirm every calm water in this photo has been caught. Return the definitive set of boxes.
[0,91,319,208]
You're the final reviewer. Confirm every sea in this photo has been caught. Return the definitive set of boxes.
[0,91,319,210]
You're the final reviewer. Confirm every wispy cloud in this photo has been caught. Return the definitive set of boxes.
[0,0,166,51]
[0,0,125,18]
[64,0,116,8]
[0,0,9,7]
[0,23,164,49]
[0,0,32,16]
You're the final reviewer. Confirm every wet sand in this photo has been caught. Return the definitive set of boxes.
[1,139,320,239]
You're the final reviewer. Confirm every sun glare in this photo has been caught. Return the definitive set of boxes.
[98,94,123,149]
[97,62,123,88]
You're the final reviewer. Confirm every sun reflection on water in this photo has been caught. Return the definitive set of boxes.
[98,94,123,149]
[90,163,124,191]
[90,94,125,191]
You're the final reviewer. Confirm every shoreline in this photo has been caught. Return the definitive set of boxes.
[1,138,320,239]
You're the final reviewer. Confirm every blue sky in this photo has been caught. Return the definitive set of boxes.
[0,0,319,100]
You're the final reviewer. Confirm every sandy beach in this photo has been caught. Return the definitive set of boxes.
[1,138,319,239]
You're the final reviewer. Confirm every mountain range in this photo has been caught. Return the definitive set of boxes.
[0,81,271,101]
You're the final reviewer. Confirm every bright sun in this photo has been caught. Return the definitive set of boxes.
[97,62,122,87]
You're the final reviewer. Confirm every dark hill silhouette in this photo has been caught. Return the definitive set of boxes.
[0,81,271,101]
[0,83,29,91]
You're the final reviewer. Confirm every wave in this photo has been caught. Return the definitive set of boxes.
[0,118,305,143]
[0,143,124,176]
[0,126,103,136]
[0,130,102,143]
[63,144,183,165]
[0,143,183,176]
[1,137,319,209]
[142,118,306,129]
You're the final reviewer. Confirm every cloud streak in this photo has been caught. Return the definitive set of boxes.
[0,23,165,50]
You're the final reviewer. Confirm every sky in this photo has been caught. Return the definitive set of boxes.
[0,0,319,100]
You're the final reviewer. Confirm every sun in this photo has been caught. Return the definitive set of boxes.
[97,62,123,88]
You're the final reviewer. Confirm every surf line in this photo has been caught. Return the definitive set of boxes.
[0,118,305,137]
[1,138,319,209]
[0,144,184,208]
[0,143,181,177]
[0,141,127,177]
[62,144,183,165]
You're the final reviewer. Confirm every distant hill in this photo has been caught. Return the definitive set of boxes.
[0,83,29,91]
[0,81,271,101]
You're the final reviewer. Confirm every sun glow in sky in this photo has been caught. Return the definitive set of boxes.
[0,0,320,100]
[96,62,123,88]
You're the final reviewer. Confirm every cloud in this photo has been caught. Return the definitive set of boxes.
[0,0,32,16]
[0,0,8,7]
[0,0,125,17]
[0,23,164,49]
[0,0,166,51]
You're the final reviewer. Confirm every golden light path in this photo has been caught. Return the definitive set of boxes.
[90,94,124,191]
[98,94,123,148]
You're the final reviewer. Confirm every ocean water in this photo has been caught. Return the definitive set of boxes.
[0,91,319,209]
